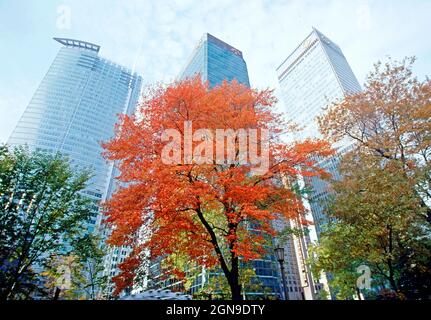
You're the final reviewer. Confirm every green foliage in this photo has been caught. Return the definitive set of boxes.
[311,58,431,300]
[43,234,108,300]
[0,146,95,300]
[309,152,431,299]
[72,235,108,299]
[277,225,309,246]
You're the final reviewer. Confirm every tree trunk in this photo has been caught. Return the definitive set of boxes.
[2,266,22,300]
[228,255,242,300]
[386,225,398,293]
[229,280,242,301]
[1,284,14,300]
[195,204,243,301]
[424,204,431,224]
[387,262,398,293]
[356,288,362,300]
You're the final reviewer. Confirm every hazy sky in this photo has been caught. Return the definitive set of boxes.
[1,0,430,143]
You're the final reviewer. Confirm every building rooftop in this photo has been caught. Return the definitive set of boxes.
[53,37,100,53]
[205,33,243,58]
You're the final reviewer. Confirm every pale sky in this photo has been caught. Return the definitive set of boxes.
[1,0,430,143]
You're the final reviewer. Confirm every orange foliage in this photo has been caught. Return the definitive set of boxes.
[102,77,333,294]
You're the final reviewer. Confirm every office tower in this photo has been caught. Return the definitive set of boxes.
[8,38,142,232]
[277,28,361,240]
[277,27,361,142]
[276,28,361,299]
[179,33,250,88]
[147,33,282,299]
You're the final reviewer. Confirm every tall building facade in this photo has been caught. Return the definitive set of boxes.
[179,33,250,88]
[277,27,361,142]
[276,28,361,299]
[277,28,361,239]
[147,33,282,299]
[272,218,312,300]
[8,38,142,232]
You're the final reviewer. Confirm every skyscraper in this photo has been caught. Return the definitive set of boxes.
[8,38,142,232]
[277,27,361,142]
[277,28,361,239]
[276,28,361,299]
[179,33,250,88]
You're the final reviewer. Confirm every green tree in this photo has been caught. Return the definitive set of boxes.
[309,152,431,299]
[43,235,108,300]
[313,57,431,300]
[0,146,94,300]
[194,266,273,300]
[70,235,108,299]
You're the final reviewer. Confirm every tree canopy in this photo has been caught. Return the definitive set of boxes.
[311,57,431,300]
[0,146,95,300]
[102,77,333,299]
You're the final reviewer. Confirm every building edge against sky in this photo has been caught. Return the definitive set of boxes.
[7,37,142,233]
[277,27,361,142]
[179,33,250,88]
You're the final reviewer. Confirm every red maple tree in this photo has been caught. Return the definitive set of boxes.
[102,77,333,299]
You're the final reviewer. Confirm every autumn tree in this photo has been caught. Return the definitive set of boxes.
[102,77,333,300]
[309,152,431,299]
[318,57,431,223]
[0,146,94,300]
[312,58,431,299]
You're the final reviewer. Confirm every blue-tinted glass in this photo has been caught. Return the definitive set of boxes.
[180,33,250,88]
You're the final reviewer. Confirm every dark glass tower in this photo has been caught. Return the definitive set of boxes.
[179,33,250,88]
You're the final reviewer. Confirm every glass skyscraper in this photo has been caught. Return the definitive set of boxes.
[8,38,142,232]
[276,28,361,239]
[275,28,361,299]
[277,27,361,142]
[179,33,250,88]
